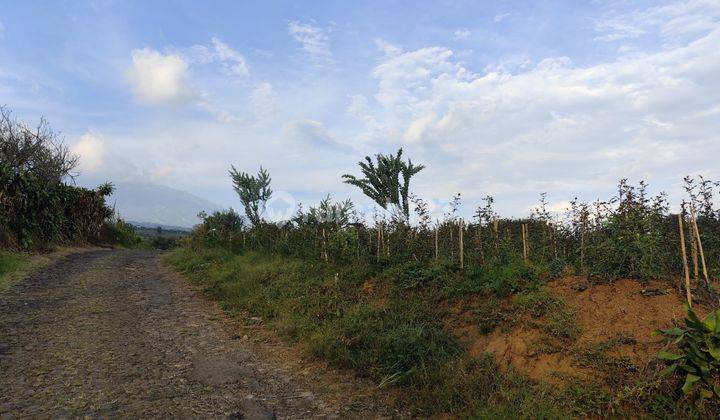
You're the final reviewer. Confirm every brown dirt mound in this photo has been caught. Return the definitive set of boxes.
[447,276,709,385]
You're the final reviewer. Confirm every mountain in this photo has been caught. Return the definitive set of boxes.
[107,183,222,228]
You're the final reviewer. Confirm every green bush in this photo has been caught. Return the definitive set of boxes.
[102,218,142,248]
[0,164,114,248]
[655,306,720,399]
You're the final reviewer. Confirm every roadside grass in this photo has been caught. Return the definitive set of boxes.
[165,247,626,416]
[0,251,36,292]
[167,247,720,417]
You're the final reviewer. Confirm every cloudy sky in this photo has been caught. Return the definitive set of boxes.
[1,0,719,220]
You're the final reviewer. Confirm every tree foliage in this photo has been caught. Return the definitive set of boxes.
[0,106,78,184]
[228,165,273,226]
[0,107,116,249]
[342,148,424,221]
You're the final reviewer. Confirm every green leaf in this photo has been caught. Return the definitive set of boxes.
[660,364,678,376]
[703,310,720,331]
[699,388,713,399]
[658,351,684,361]
[655,327,684,336]
[682,374,701,394]
[706,341,720,361]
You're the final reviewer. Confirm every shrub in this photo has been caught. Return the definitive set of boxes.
[102,217,142,248]
[655,306,720,399]
[192,209,245,250]
[0,164,114,248]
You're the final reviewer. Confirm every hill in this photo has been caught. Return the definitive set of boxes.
[107,183,221,228]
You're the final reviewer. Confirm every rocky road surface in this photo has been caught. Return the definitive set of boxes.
[0,249,388,419]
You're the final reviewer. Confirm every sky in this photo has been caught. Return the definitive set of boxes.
[1,0,719,222]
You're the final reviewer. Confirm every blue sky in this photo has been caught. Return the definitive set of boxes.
[2,0,719,221]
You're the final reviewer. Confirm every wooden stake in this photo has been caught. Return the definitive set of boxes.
[459,220,464,269]
[690,226,699,282]
[376,226,381,262]
[580,225,585,276]
[476,225,484,265]
[321,228,328,262]
[689,205,709,284]
[434,226,439,262]
[521,224,529,264]
[678,214,692,307]
[493,217,499,252]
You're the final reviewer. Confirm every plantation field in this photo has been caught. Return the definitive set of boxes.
[167,247,717,417]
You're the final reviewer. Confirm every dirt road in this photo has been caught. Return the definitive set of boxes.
[0,249,386,418]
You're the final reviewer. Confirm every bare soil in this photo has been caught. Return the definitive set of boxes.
[449,276,706,385]
[0,249,389,418]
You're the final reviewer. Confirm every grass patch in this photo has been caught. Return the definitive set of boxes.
[0,251,34,292]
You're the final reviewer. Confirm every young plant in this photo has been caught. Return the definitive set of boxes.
[228,166,273,226]
[654,306,720,399]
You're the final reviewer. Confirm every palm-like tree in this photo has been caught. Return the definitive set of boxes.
[342,148,424,222]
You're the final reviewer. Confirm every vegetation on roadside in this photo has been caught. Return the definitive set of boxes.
[0,106,140,250]
[166,149,720,416]
[0,250,55,293]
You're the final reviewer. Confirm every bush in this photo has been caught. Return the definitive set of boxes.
[0,164,114,248]
[192,209,245,250]
[101,218,142,248]
[655,306,720,399]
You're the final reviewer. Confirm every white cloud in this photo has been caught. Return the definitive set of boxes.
[72,132,106,173]
[210,37,249,76]
[493,13,511,23]
[349,26,720,212]
[126,48,195,105]
[251,82,277,120]
[595,0,720,42]
[189,37,249,76]
[453,29,471,40]
[374,38,402,57]
[288,21,333,64]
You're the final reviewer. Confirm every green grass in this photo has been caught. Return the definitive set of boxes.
[0,250,34,292]
[165,246,720,417]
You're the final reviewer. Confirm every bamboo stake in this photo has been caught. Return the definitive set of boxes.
[376,226,381,262]
[321,228,328,262]
[580,225,585,276]
[524,224,528,261]
[434,226,439,262]
[689,205,709,284]
[459,220,464,269]
[690,226,699,283]
[477,225,484,265]
[678,214,692,307]
[493,217,499,252]
[450,225,454,258]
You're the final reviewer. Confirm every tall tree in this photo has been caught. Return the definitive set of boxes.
[342,148,424,221]
[229,166,273,226]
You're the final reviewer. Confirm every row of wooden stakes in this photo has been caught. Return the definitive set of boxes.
[678,205,710,307]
